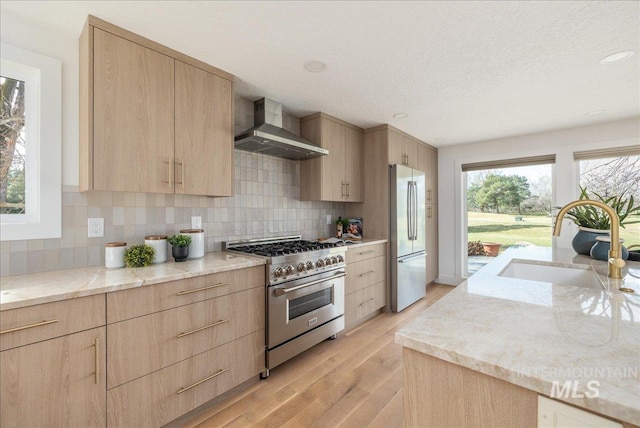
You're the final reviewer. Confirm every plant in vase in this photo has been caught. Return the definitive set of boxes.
[167,234,192,262]
[559,187,640,255]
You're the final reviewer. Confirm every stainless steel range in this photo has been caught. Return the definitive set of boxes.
[224,235,347,378]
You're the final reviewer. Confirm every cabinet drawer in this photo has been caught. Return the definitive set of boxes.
[347,243,386,264]
[346,255,386,295]
[107,330,264,428]
[345,281,386,326]
[107,265,264,323]
[0,295,105,351]
[107,287,264,389]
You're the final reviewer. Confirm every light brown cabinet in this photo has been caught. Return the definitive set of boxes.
[300,113,364,202]
[0,296,107,428]
[80,16,234,196]
[175,60,233,196]
[389,132,419,169]
[105,266,266,426]
[345,243,387,328]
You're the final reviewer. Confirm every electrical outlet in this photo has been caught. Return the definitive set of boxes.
[88,218,104,238]
[191,216,202,229]
[326,214,332,225]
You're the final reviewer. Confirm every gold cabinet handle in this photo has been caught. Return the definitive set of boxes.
[177,319,229,338]
[359,270,375,277]
[94,337,100,385]
[359,297,375,307]
[427,206,433,219]
[341,181,345,198]
[346,181,350,197]
[163,159,172,188]
[0,319,58,335]
[177,368,229,394]
[427,189,432,202]
[175,159,185,189]
[176,282,228,296]
[358,250,374,255]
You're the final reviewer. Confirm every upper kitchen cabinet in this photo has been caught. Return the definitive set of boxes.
[80,16,234,196]
[388,129,419,169]
[418,143,438,204]
[174,61,233,196]
[299,113,364,202]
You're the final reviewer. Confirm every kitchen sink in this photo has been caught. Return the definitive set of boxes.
[498,259,604,289]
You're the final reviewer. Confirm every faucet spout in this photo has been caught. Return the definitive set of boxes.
[554,199,624,279]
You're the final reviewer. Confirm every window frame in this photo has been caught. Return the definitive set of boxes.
[1,43,61,241]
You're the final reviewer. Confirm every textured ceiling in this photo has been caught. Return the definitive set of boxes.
[2,1,639,147]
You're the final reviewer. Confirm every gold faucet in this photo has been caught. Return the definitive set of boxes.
[554,199,625,279]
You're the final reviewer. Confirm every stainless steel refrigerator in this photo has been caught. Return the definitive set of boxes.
[390,164,427,312]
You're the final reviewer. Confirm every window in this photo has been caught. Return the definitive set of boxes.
[575,146,640,244]
[0,43,61,241]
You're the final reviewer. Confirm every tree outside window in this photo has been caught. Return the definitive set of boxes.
[0,75,26,214]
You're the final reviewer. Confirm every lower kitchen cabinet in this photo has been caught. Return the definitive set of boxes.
[0,327,107,427]
[106,330,264,428]
[345,242,387,328]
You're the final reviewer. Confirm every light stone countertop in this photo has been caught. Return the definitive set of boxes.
[0,252,266,311]
[395,246,640,425]
[344,238,387,248]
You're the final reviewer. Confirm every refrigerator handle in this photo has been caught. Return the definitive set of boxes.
[407,181,413,241]
[413,181,420,241]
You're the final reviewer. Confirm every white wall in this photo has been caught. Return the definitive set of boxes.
[437,118,640,285]
[1,10,79,187]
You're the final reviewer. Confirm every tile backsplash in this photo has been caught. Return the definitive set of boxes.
[1,150,344,276]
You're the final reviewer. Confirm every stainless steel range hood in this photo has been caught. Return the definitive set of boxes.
[234,98,328,160]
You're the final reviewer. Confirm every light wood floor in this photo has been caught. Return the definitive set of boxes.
[180,283,454,428]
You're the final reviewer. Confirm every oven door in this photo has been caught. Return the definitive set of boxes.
[268,269,345,348]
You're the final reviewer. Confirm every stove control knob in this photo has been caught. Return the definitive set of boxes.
[316,259,325,268]
[331,256,338,264]
[336,255,344,263]
[324,257,332,266]
[297,262,306,272]
[285,265,295,275]
[274,267,284,278]
[306,261,314,271]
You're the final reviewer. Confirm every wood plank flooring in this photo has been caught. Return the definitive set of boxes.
[179,284,454,428]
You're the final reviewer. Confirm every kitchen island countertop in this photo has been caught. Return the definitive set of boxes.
[396,246,640,425]
[0,251,266,311]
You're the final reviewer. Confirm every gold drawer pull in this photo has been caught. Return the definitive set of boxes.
[359,297,376,307]
[94,337,100,385]
[0,319,59,335]
[358,250,374,255]
[177,368,229,394]
[176,282,228,296]
[177,319,229,338]
[359,271,375,277]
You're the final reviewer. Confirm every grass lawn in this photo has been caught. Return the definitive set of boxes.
[468,212,640,253]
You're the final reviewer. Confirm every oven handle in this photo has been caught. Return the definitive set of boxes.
[274,271,346,296]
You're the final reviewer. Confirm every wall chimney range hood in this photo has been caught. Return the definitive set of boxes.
[234,98,328,160]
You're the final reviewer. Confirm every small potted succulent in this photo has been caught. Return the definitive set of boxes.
[168,234,192,262]
[123,244,156,267]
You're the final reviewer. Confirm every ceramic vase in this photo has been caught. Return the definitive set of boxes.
[571,227,609,255]
[172,246,189,262]
[589,237,629,261]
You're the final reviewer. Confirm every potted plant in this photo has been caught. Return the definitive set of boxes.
[168,234,192,262]
[560,187,640,255]
[482,242,501,257]
[123,244,156,267]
